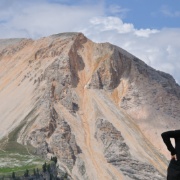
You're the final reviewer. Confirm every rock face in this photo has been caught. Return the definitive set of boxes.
[95,119,162,180]
[0,32,180,179]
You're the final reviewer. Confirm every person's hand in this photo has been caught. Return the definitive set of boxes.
[171,154,177,160]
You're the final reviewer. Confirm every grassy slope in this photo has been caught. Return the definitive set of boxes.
[0,109,45,175]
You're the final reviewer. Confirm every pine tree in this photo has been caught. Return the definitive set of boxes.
[24,169,29,177]
[12,172,15,179]
[36,168,40,178]
[42,162,47,172]
[51,156,57,164]
[54,156,57,164]
[62,172,68,179]
[33,168,36,176]
[47,164,51,173]
[50,174,53,180]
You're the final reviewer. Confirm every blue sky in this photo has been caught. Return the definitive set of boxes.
[105,0,180,28]
[44,0,180,29]
[0,0,180,83]
[1,0,180,31]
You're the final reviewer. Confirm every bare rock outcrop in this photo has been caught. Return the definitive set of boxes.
[95,118,164,180]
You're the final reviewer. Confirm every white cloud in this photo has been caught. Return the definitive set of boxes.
[0,1,103,38]
[161,5,180,17]
[90,17,134,33]
[89,17,159,38]
[108,5,130,18]
[0,1,180,84]
[134,29,159,37]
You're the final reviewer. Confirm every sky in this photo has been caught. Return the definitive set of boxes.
[0,0,180,83]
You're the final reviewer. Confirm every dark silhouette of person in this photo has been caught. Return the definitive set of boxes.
[161,130,180,180]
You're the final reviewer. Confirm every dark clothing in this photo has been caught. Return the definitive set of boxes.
[161,130,180,179]
[161,130,180,160]
[167,159,180,180]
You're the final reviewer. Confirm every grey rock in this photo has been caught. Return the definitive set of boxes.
[95,119,165,180]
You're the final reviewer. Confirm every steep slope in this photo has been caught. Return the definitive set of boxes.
[0,33,180,179]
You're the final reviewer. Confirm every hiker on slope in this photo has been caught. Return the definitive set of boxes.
[161,130,180,180]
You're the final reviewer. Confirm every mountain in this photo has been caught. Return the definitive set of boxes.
[0,33,180,179]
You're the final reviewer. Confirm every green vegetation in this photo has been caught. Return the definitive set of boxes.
[62,172,68,179]
[12,171,15,179]
[0,107,38,154]
[0,109,69,179]
[0,121,42,175]
[24,169,29,177]
[0,154,43,173]
[0,158,70,179]
[51,156,57,164]
[42,162,47,172]
[0,160,51,176]
[0,108,43,177]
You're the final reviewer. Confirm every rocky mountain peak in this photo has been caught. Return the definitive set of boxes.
[0,32,179,179]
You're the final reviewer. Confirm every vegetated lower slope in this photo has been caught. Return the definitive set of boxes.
[0,33,180,179]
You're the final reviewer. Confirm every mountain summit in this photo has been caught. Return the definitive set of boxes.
[0,33,180,179]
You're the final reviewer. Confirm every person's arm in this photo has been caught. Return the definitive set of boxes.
[161,130,180,155]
